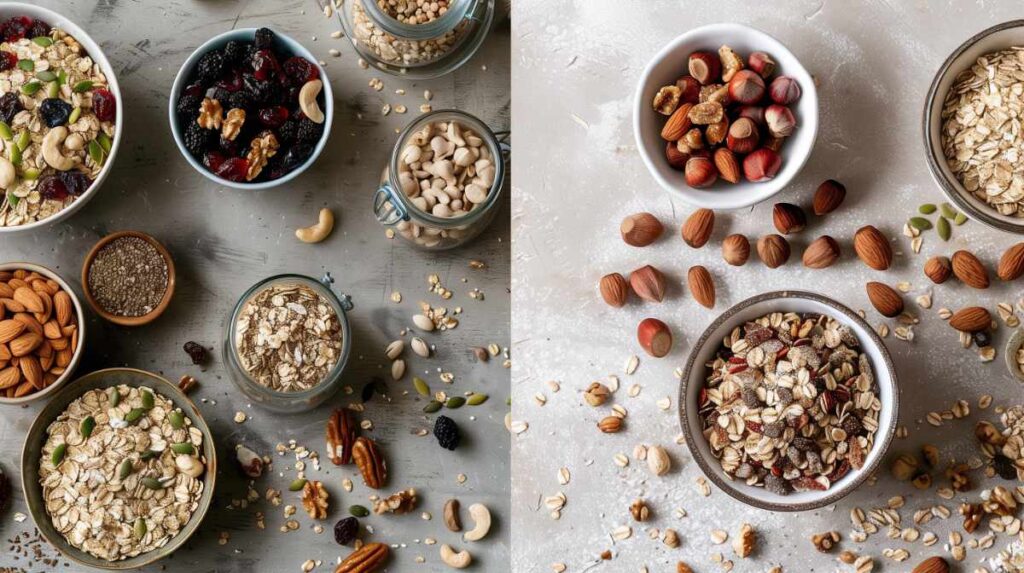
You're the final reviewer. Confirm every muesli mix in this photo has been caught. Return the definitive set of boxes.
[0,16,116,227]
[350,0,466,67]
[38,385,206,561]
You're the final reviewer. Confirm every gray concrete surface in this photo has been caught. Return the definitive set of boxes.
[511,1,1024,571]
[0,1,510,572]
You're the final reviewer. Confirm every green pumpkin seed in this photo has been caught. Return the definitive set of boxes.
[908,217,933,231]
[141,389,154,410]
[940,202,957,219]
[422,400,443,414]
[57,69,67,86]
[32,36,53,47]
[168,410,185,429]
[6,190,18,207]
[72,80,94,93]
[918,203,936,215]
[170,442,194,455]
[51,443,67,466]
[0,121,12,141]
[97,131,112,152]
[17,59,33,72]
[36,70,57,83]
[954,212,968,225]
[125,408,145,424]
[466,393,489,406]
[141,477,164,490]
[16,130,30,151]
[139,449,159,460]
[413,376,430,396]
[68,106,81,125]
[88,139,104,165]
[349,505,370,517]
[80,416,95,438]
[22,167,39,181]
[10,142,21,165]
[936,216,951,241]
[134,517,147,539]
[289,478,307,492]
[45,81,58,98]
[446,396,466,409]
[21,81,41,96]
[110,387,121,407]
[118,459,133,480]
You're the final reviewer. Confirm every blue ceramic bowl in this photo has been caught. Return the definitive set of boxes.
[168,27,333,190]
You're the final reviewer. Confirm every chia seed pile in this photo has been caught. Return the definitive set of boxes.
[86,236,169,317]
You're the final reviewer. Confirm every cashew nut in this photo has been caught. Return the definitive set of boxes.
[439,544,472,569]
[295,208,334,243]
[64,132,85,151]
[0,156,14,189]
[298,79,325,124]
[462,503,491,542]
[175,454,204,478]
[42,126,75,171]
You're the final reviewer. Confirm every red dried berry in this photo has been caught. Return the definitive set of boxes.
[202,151,226,172]
[92,89,116,122]
[36,175,69,201]
[0,51,16,72]
[257,106,289,128]
[215,69,243,93]
[215,157,249,182]
[283,57,318,85]
[1,16,32,42]
[251,49,279,81]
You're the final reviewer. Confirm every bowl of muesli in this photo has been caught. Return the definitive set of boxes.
[680,291,899,511]
[21,368,216,570]
[0,4,121,232]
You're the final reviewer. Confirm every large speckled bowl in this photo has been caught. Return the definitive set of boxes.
[679,291,899,512]
[21,368,217,570]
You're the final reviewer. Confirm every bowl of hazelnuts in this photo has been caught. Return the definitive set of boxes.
[633,23,818,210]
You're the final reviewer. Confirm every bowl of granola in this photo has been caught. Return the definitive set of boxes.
[21,368,216,570]
[680,291,899,511]
[0,4,121,232]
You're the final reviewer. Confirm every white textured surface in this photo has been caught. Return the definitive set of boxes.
[512,1,1024,571]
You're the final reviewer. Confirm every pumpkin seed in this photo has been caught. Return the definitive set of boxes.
[22,167,39,180]
[134,517,147,539]
[940,202,957,219]
[170,442,194,455]
[349,505,370,517]
[36,70,57,83]
[72,80,94,93]
[5,190,16,207]
[954,212,968,225]
[141,477,164,490]
[68,106,81,125]
[118,459,133,480]
[16,130,29,151]
[446,396,466,409]
[80,416,95,438]
[20,81,40,96]
[140,449,159,460]
[57,69,67,86]
[168,410,185,429]
[97,131,112,152]
[17,59,33,72]
[125,408,145,424]
[32,36,53,47]
[46,81,58,98]
[423,400,443,413]
[918,203,936,214]
[109,387,121,407]
[141,389,154,409]
[10,142,21,165]
[0,121,12,141]
[936,216,951,241]
[88,139,104,165]
[466,393,489,406]
[289,478,307,491]
[413,376,430,396]
[908,217,933,231]
[51,443,66,465]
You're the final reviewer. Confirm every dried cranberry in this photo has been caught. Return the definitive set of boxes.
[282,57,318,85]
[27,19,50,39]
[92,89,116,122]
[36,175,68,201]
[1,17,31,42]
[215,157,249,182]
[0,51,16,72]
[183,82,205,98]
[215,69,243,93]
[183,341,207,364]
[254,27,275,50]
[58,171,91,196]
[202,151,226,172]
[0,92,21,124]
[251,49,279,81]
[258,106,288,128]
[218,136,240,157]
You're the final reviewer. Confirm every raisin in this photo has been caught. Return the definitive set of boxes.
[0,92,22,124]
[195,49,225,85]
[333,517,359,546]
[994,455,1018,480]
[283,57,318,85]
[0,51,15,72]
[39,98,72,127]
[254,27,276,50]
[215,157,249,182]
[183,341,207,364]
[92,89,117,122]
[58,171,91,196]
[36,175,69,201]
[973,331,992,348]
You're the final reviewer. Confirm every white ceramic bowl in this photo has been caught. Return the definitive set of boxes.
[634,23,818,210]
[168,27,334,190]
[0,262,86,406]
[0,3,123,233]
[679,291,899,511]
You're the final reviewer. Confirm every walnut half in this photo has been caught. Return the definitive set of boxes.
[197,97,223,130]
[221,108,245,142]
[373,488,417,515]
[302,480,329,519]
[245,130,279,181]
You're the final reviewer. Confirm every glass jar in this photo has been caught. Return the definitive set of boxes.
[224,273,353,413]
[338,0,494,78]
[373,109,508,250]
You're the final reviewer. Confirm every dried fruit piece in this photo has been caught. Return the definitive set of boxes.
[333,516,360,545]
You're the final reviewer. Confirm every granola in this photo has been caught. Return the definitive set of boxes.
[350,0,466,67]
[699,312,881,495]
[38,386,205,561]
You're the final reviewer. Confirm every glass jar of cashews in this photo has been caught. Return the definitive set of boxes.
[374,109,508,250]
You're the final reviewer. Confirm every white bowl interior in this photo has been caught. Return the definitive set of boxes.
[0,2,123,233]
[682,293,897,510]
[634,23,819,210]
[926,24,1024,231]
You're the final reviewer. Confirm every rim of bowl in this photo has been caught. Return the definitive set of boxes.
[168,27,334,190]
[633,23,819,210]
[678,290,900,512]
[0,2,124,234]
[923,19,1024,235]
[20,367,217,570]
[1005,328,1024,382]
[80,231,176,326]
[0,262,86,405]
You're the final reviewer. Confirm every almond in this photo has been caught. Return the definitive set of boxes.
[802,236,841,269]
[853,225,892,270]
[0,319,25,344]
[772,203,806,235]
[54,290,73,327]
[812,179,846,215]
[997,242,1024,281]
[620,213,663,247]
[681,208,714,248]
[713,148,740,184]
[951,250,989,289]
[43,320,62,340]
[722,234,750,266]
[949,307,991,333]
[866,282,904,317]
[599,273,629,308]
[0,365,20,389]
[9,331,42,357]
[14,313,42,337]
[637,318,672,358]
[629,265,666,303]
[756,234,790,268]
[19,355,43,390]
[687,266,715,308]
[660,103,693,141]
[924,256,951,284]
[13,287,44,314]
[911,556,949,573]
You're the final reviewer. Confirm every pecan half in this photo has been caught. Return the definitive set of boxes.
[335,542,389,573]
[373,488,417,515]
[326,408,357,465]
[352,437,386,489]
[302,480,329,519]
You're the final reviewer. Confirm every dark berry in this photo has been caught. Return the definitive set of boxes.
[0,92,22,124]
[279,143,313,171]
[223,40,248,65]
[242,74,276,104]
[251,49,280,81]
[183,122,214,157]
[333,517,359,546]
[0,51,16,72]
[216,69,243,93]
[218,136,241,157]
[58,171,91,196]
[215,157,249,182]
[228,91,254,111]
[994,455,1018,480]
[92,89,116,122]
[210,87,230,104]
[176,94,203,121]
[183,341,207,364]
[296,117,323,143]
[0,467,9,513]
[36,174,68,201]
[1,17,31,42]
[791,436,816,452]
[195,50,226,85]
[202,151,226,172]
[27,19,50,39]
[841,415,863,436]
[254,27,276,50]
[283,57,318,85]
[183,82,205,98]
[258,106,289,128]
[39,98,72,127]
[278,119,298,144]
[433,415,461,451]
[973,331,992,348]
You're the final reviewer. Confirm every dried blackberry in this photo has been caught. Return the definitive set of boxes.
[27,19,50,39]
[973,331,992,348]
[39,98,72,127]
[210,87,231,104]
[333,517,359,545]
[183,341,207,364]
[0,91,22,124]
[764,474,791,496]
[195,49,226,85]
[278,143,313,171]
[242,75,278,104]
[183,122,214,157]
[296,117,323,143]
[433,415,461,451]
[254,27,276,50]
[841,415,863,436]
[993,455,1018,480]
[223,40,248,65]
[176,94,203,121]
[228,90,254,111]
[791,436,816,452]
[278,118,299,144]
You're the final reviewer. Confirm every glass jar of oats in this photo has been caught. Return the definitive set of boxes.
[339,0,494,78]
[373,109,508,249]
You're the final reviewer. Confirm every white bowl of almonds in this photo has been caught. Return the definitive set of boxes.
[680,291,899,511]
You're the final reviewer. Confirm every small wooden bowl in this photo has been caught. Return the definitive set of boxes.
[81,231,175,326]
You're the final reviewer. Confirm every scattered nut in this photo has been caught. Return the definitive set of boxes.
[295,208,335,243]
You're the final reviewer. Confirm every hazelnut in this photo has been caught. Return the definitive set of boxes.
[684,156,718,188]
[584,382,610,407]
[727,70,766,105]
[688,51,720,85]
[757,234,790,268]
[924,256,952,284]
[802,236,841,269]
[737,105,765,126]
[637,317,672,358]
[675,76,702,103]
[629,265,666,303]
[765,104,796,138]
[742,148,781,182]
[726,117,760,154]
[599,273,629,307]
[665,141,689,170]
[772,202,806,234]
[747,51,776,77]
[769,75,802,105]
[652,85,682,115]
[722,234,750,266]
[812,179,846,215]
[620,212,663,247]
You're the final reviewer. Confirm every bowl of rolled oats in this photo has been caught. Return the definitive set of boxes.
[0,3,121,232]
[925,20,1024,234]
[21,368,216,570]
[680,291,899,511]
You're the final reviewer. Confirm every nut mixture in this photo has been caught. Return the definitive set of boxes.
[0,23,116,227]
[377,0,450,24]
[699,312,881,495]
[351,0,466,67]
[38,385,206,561]
[234,282,342,392]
